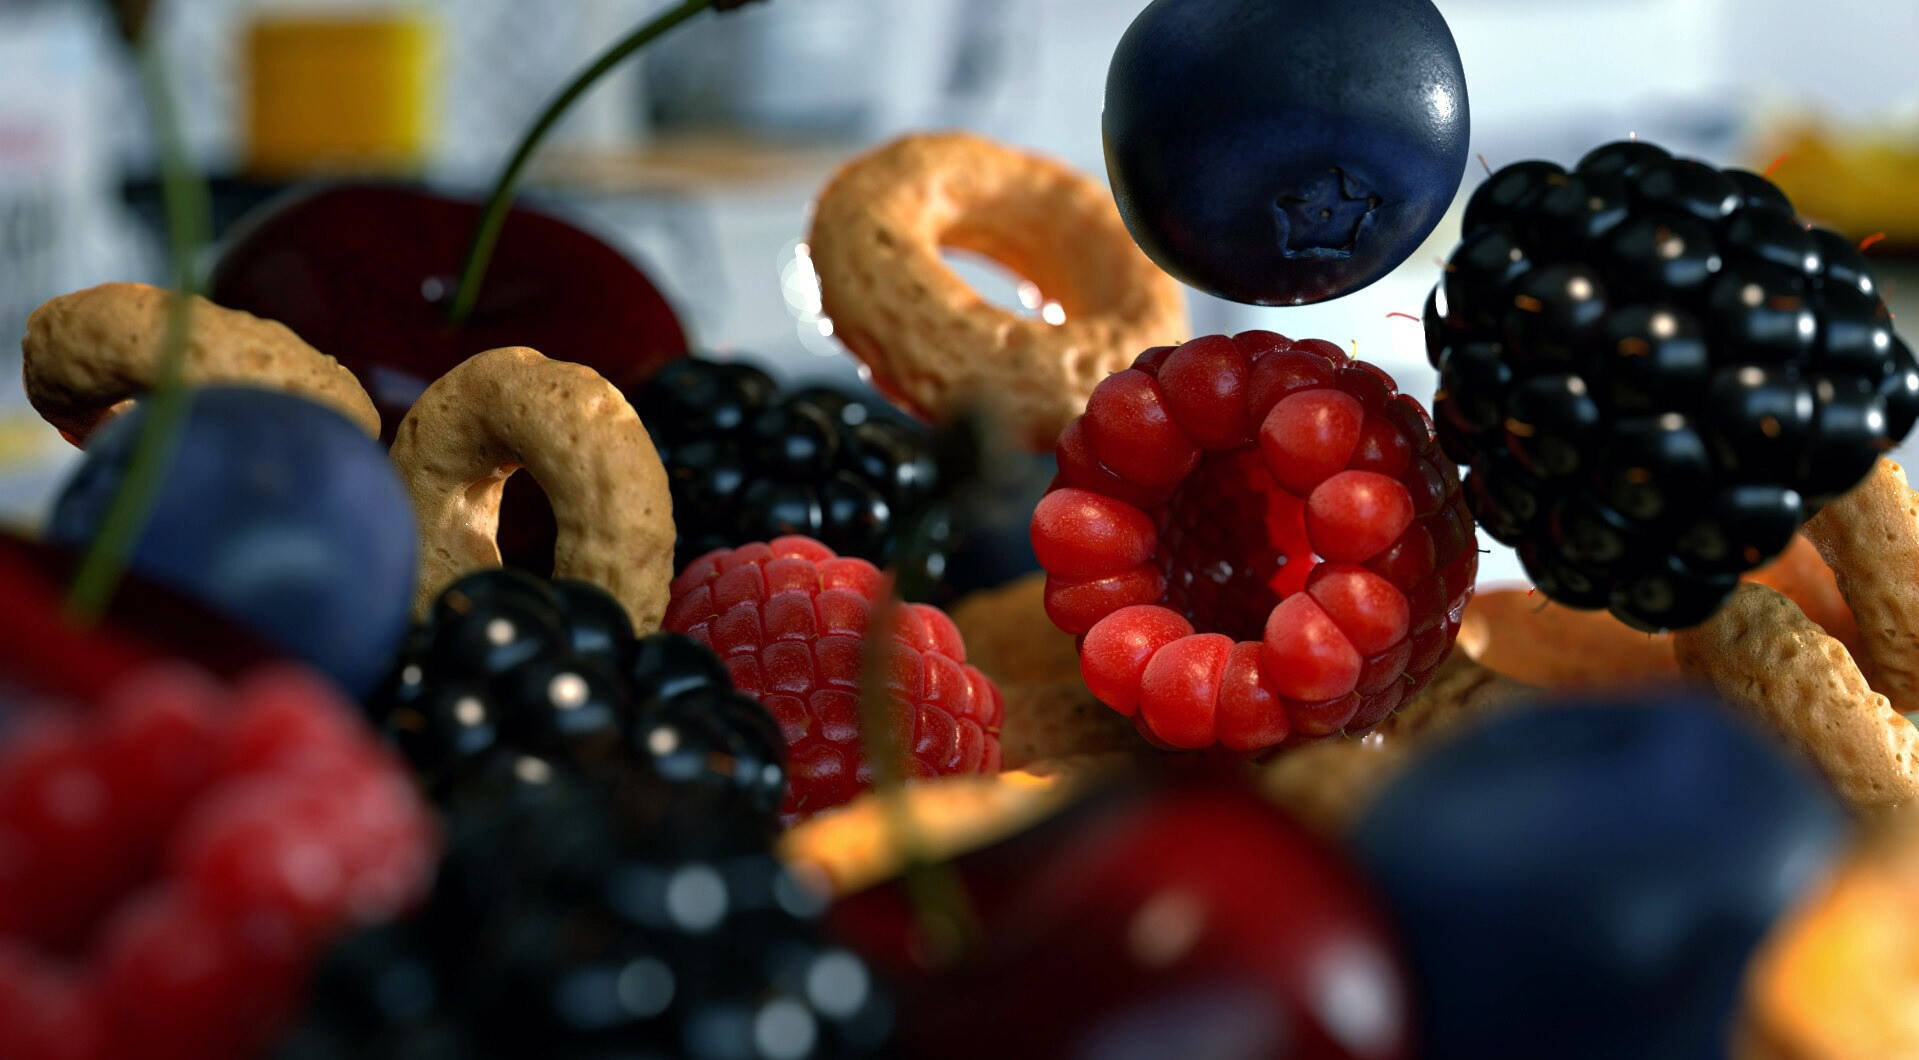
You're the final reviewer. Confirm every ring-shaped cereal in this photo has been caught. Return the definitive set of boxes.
[808,131,1189,450]
[389,346,674,632]
[22,282,380,443]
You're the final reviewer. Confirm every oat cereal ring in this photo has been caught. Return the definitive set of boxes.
[1802,459,1919,716]
[948,572,1083,688]
[1734,823,1919,1059]
[1260,649,1535,833]
[776,764,1100,897]
[22,282,380,442]
[1674,583,1919,813]
[1460,588,1681,690]
[808,131,1190,449]
[389,346,674,632]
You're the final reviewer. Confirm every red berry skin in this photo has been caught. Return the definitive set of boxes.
[1306,470,1415,563]
[1083,370,1202,489]
[1248,349,1340,422]
[1260,390,1364,495]
[1156,335,1253,450]
[0,945,105,1060]
[1030,489,1157,580]
[830,778,1415,1060]
[95,887,301,1060]
[1216,641,1288,751]
[1263,595,1364,702]
[99,665,225,836]
[666,537,1001,819]
[1041,564,1165,635]
[1306,564,1410,655]
[0,722,137,949]
[0,660,435,1059]
[1138,633,1233,748]
[1080,606,1195,716]
[1035,333,1474,751]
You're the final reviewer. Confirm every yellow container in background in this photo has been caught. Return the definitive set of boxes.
[245,11,437,177]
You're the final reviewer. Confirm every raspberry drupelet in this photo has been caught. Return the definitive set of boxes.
[1032,333,1477,751]
[662,536,1003,819]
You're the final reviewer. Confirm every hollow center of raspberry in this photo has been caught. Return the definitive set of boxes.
[1152,448,1317,641]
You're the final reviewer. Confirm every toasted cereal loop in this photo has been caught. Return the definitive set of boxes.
[389,346,674,632]
[776,765,1096,896]
[808,132,1189,449]
[1733,823,1919,1060]
[1460,588,1680,690]
[1674,583,1919,813]
[997,680,1144,769]
[949,572,1084,688]
[1802,459,1919,716]
[1747,534,1861,659]
[22,282,380,442]
[1261,649,1535,833]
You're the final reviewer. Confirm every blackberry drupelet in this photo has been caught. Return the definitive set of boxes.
[272,769,893,1060]
[368,568,787,844]
[631,358,952,586]
[1425,139,1919,629]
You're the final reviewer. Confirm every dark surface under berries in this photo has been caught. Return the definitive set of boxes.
[367,567,787,849]
[629,357,1049,602]
[1425,139,1919,629]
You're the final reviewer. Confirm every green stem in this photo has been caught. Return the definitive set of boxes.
[65,42,209,622]
[858,516,981,967]
[446,0,714,324]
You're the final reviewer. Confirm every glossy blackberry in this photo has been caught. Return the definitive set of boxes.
[369,569,787,843]
[272,769,892,1060]
[631,357,954,588]
[1426,139,1917,629]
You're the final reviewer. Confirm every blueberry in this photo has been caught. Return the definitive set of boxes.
[1352,697,1847,1060]
[1103,0,1469,305]
[46,387,416,696]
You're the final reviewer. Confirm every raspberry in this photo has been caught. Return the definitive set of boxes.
[0,662,435,1060]
[1427,139,1919,629]
[662,536,1003,819]
[1032,333,1476,750]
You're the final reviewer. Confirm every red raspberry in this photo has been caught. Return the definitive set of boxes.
[1033,332,1477,750]
[0,661,436,1060]
[663,536,1004,820]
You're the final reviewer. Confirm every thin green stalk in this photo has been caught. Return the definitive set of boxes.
[65,42,209,621]
[858,515,982,967]
[446,0,714,324]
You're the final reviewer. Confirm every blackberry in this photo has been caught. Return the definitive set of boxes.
[631,358,953,588]
[369,568,787,844]
[1426,139,1918,629]
[272,768,892,1060]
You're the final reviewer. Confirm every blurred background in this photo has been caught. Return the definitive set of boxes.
[2,0,1917,586]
